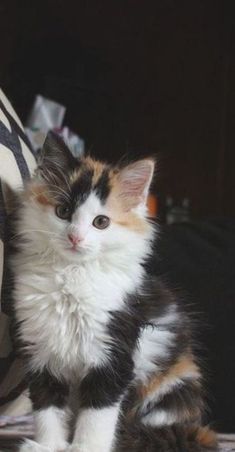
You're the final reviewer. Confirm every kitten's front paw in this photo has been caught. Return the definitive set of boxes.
[66,443,81,452]
[18,440,52,452]
[66,445,92,452]
[19,439,68,452]
[66,445,80,452]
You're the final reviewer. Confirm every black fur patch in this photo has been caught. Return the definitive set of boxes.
[28,369,69,410]
[70,168,94,207]
[94,168,111,203]
[79,306,142,409]
[40,131,78,175]
[79,360,133,409]
[116,422,209,452]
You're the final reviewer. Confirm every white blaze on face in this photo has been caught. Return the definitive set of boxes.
[67,192,106,247]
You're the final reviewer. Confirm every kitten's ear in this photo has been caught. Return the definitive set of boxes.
[118,159,155,208]
[38,131,77,175]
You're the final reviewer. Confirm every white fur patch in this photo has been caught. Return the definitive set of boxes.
[15,260,114,378]
[142,409,178,427]
[72,405,120,452]
[34,407,68,449]
[18,439,53,452]
[133,308,179,383]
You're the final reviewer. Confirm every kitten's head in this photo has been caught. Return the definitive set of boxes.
[23,132,155,262]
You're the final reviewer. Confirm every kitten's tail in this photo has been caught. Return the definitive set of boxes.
[117,423,217,452]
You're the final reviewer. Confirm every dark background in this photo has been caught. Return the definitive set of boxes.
[0,0,235,433]
[1,0,235,218]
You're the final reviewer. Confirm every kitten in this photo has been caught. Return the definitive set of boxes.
[11,132,217,452]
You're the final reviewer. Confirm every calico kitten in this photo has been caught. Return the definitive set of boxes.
[11,132,217,452]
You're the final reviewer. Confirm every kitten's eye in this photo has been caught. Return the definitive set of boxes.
[93,215,110,229]
[55,204,71,220]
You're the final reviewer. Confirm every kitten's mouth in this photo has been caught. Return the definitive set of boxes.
[67,244,86,254]
[62,243,79,253]
[63,242,93,256]
[66,244,94,257]
[69,245,79,253]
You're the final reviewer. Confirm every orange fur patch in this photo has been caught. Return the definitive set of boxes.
[69,156,109,186]
[106,169,151,234]
[196,426,217,448]
[90,158,109,185]
[28,184,55,206]
[138,354,201,399]
[106,193,150,234]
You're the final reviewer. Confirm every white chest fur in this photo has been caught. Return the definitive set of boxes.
[14,255,141,380]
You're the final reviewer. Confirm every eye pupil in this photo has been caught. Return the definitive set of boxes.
[93,215,110,229]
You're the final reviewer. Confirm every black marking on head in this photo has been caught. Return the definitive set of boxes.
[94,168,111,203]
[71,168,94,207]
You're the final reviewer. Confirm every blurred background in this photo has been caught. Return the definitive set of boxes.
[0,0,235,437]
[1,0,235,220]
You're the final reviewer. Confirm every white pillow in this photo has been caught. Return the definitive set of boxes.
[0,88,36,412]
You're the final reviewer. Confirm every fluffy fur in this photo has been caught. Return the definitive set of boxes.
[10,132,217,452]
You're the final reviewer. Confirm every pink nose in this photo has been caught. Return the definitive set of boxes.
[68,233,81,245]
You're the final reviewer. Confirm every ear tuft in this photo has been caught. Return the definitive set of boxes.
[118,159,155,208]
[38,131,77,175]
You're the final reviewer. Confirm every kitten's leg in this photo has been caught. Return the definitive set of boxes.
[71,404,121,452]
[19,369,69,452]
[69,363,132,452]
[34,406,69,450]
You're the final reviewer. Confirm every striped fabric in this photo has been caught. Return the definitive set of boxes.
[0,89,36,415]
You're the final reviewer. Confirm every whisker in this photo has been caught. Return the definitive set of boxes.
[31,188,70,203]
[40,171,71,201]
[49,187,71,201]
[42,165,72,193]
[10,229,61,241]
